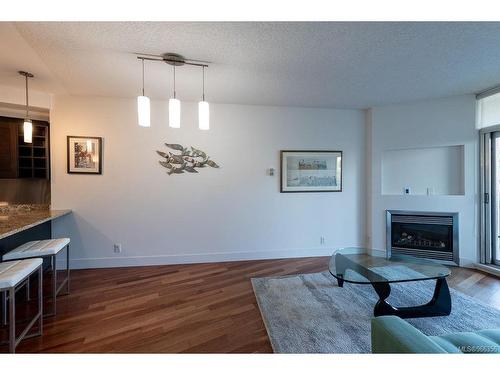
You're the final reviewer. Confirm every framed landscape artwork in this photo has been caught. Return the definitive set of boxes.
[280,150,342,192]
[67,136,103,174]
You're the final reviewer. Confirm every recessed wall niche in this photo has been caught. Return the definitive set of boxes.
[381,145,465,196]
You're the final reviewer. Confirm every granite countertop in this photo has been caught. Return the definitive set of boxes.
[0,209,72,240]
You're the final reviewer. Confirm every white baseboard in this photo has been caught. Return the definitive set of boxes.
[56,248,484,273]
[56,247,339,270]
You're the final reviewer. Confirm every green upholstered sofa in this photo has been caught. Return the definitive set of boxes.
[371,316,500,353]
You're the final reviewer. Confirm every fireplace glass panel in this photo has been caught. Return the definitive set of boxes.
[391,222,453,253]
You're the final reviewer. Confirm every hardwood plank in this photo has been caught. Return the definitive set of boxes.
[0,257,497,353]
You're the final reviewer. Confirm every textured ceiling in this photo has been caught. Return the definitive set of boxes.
[4,22,500,108]
[0,23,64,94]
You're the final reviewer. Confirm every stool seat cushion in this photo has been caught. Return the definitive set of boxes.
[0,259,43,289]
[3,238,70,261]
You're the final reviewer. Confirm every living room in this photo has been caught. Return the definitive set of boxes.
[0,1,499,373]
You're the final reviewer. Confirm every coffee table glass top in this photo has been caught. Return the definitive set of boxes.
[329,247,451,284]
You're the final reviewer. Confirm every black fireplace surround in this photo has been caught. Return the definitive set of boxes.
[386,210,459,265]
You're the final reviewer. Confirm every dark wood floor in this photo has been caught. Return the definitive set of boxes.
[2,256,499,353]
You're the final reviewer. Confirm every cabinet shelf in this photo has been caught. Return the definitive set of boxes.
[0,116,50,179]
[16,120,50,179]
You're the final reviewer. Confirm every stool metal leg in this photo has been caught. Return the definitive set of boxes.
[66,244,70,294]
[1,291,6,326]
[3,266,44,352]
[54,246,70,296]
[26,277,30,301]
[42,254,58,317]
[8,287,15,353]
[44,250,71,317]
[38,265,43,336]
[52,254,57,316]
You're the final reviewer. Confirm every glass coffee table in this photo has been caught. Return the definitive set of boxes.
[329,248,452,319]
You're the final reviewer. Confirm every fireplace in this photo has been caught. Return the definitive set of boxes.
[386,210,459,265]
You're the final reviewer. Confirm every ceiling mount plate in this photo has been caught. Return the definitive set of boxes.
[18,71,34,78]
[162,53,186,66]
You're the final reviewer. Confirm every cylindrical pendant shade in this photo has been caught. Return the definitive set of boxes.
[198,101,210,130]
[23,120,32,143]
[169,98,181,128]
[137,95,151,127]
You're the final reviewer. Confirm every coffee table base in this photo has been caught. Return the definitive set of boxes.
[371,277,451,319]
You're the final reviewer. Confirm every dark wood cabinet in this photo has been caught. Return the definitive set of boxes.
[0,116,50,179]
[0,118,18,178]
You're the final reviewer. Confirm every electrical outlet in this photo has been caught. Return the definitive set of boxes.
[404,187,411,195]
[320,236,325,245]
[113,244,122,253]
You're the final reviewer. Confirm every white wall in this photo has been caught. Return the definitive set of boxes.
[0,84,51,121]
[50,95,366,269]
[367,95,478,266]
[0,84,51,109]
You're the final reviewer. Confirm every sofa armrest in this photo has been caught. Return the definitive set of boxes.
[371,316,447,353]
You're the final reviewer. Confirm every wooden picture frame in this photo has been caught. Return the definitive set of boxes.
[67,136,103,174]
[280,150,342,193]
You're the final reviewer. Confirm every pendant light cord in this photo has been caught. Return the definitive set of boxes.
[202,66,205,101]
[25,74,29,119]
[141,58,145,96]
[173,65,176,99]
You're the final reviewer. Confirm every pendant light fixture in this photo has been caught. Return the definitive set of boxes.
[136,53,210,130]
[137,58,150,127]
[169,64,181,128]
[198,66,209,130]
[19,71,34,143]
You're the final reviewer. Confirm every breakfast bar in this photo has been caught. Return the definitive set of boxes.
[0,208,71,258]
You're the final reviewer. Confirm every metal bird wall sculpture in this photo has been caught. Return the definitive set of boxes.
[156,143,220,175]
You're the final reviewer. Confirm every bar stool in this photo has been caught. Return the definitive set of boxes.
[2,238,70,317]
[0,259,43,353]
